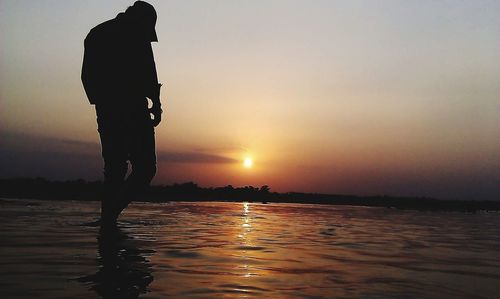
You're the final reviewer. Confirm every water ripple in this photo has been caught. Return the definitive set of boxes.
[0,199,499,298]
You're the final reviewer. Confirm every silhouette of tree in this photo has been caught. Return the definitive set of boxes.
[1,178,498,212]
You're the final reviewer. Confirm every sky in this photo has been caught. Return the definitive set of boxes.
[1,0,499,200]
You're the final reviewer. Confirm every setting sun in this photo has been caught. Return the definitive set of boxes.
[243,157,253,168]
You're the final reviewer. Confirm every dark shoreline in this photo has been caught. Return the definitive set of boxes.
[1,178,499,212]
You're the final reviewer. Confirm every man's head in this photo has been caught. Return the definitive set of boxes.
[125,1,158,42]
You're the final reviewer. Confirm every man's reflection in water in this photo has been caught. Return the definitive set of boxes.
[79,226,154,298]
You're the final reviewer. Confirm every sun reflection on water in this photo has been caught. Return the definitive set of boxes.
[243,202,249,214]
[239,202,252,281]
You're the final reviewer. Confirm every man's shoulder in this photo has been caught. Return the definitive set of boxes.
[85,17,118,43]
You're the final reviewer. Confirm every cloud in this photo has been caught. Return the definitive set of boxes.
[1,131,236,164]
[0,148,102,180]
[58,138,100,149]
[0,131,237,181]
[0,130,100,153]
[157,151,237,164]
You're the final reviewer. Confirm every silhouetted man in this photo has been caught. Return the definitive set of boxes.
[81,1,162,225]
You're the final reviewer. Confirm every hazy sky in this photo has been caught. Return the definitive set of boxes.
[1,0,499,200]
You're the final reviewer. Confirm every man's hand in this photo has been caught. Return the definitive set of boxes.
[150,83,163,127]
[150,104,162,127]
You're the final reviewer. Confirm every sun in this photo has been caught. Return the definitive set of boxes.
[243,157,253,168]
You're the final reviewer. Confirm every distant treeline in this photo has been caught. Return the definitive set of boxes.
[0,177,499,212]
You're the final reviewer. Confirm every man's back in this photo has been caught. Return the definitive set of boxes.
[81,13,158,106]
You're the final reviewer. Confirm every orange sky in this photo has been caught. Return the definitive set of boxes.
[1,1,499,200]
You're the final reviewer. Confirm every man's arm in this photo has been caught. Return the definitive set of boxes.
[81,35,99,104]
[144,43,163,127]
[150,83,163,127]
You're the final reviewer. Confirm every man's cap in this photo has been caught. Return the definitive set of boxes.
[127,1,158,42]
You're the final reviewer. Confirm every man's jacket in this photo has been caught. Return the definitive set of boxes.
[81,13,158,106]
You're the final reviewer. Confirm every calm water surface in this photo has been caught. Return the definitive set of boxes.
[1,198,499,298]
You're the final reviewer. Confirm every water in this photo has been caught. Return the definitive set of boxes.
[1,198,499,299]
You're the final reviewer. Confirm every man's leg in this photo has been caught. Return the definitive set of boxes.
[119,119,156,214]
[97,106,129,224]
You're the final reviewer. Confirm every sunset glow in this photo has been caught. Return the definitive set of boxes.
[0,1,499,200]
